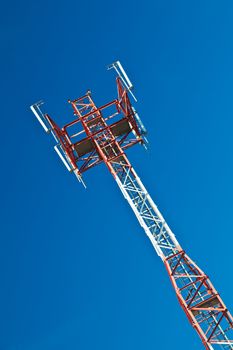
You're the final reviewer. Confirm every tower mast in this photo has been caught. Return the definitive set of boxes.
[31,62,233,349]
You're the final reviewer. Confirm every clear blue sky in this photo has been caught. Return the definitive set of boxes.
[1,1,233,349]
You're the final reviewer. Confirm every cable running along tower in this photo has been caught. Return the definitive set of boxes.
[31,62,233,349]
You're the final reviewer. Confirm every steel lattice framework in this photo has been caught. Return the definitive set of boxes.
[31,62,233,349]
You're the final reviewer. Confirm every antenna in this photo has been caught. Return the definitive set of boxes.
[107,61,137,102]
[30,102,49,133]
[30,102,86,186]
[54,145,72,172]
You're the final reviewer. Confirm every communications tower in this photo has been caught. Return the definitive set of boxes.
[31,62,233,349]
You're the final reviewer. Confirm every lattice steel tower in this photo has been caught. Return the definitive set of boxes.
[31,62,233,349]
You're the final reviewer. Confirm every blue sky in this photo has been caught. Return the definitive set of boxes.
[1,1,233,349]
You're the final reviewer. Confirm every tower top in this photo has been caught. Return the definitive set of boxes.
[30,62,147,187]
